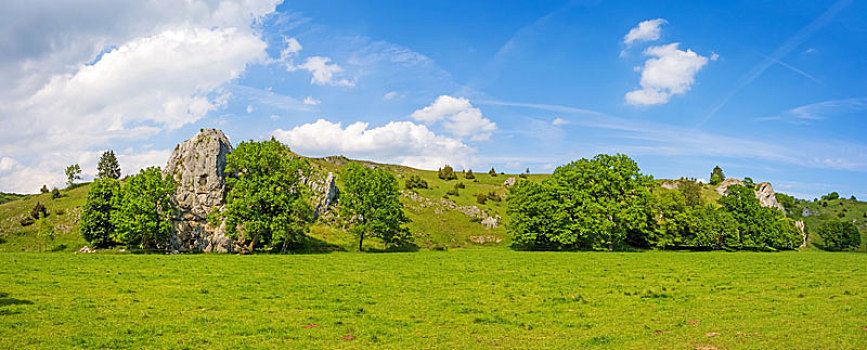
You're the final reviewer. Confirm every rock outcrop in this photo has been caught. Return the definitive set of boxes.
[503,177,516,187]
[303,171,339,219]
[164,128,237,252]
[714,178,785,212]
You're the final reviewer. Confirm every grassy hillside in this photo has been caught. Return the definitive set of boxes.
[1,250,864,349]
[0,184,90,252]
[0,192,25,205]
[789,197,867,251]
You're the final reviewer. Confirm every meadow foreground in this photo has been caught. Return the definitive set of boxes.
[1,249,865,349]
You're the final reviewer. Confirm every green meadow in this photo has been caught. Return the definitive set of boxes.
[1,249,865,349]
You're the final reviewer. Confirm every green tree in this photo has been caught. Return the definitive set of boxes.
[709,165,725,185]
[36,212,55,252]
[507,154,654,250]
[219,139,313,252]
[405,174,428,190]
[718,185,801,250]
[65,164,82,187]
[488,167,498,177]
[437,165,457,180]
[775,193,796,214]
[97,150,122,179]
[40,185,49,194]
[50,187,61,199]
[341,162,411,251]
[678,179,703,207]
[465,169,475,180]
[817,220,861,251]
[821,192,840,201]
[112,167,177,249]
[80,178,121,248]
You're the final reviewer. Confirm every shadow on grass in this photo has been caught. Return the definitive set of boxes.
[362,243,420,253]
[0,292,34,310]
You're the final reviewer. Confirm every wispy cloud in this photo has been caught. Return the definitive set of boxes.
[757,97,867,124]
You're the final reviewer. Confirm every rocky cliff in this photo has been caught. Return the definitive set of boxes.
[164,128,237,252]
[714,178,785,212]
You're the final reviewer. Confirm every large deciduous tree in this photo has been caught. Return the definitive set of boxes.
[112,167,177,249]
[817,220,861,251]
[65,164,82,187]
[341,162,411,251]
[507,154,654,250]
[97,150,122,179]
[219,138,313,252]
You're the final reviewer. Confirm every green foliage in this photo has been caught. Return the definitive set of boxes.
[488,168,498,177]
[97,150,122,180]
[775,192,796,213]
[816,220,861,251]
[465,169,475,179]
[507,154,654,250]
[50,187,61,199]
[518,173,528,179]
[454,182,465,189]
[709,165,725,185]
[718,185,801,250]
[437,165,457,180]
[19,217,35,227]
[220,138,313,251]
[342,162,411,251]
[40,185,49,194]
[36,213,55,252]
[80,178,121,248]
[446,187,460,196]
[30,202,48,220]
[112,167,177,249]
[678,179,703,207]
[405,174,428,190]
[65,164,81,187]
[821,192,840,201]
[476,193,487,205]
[743,177,755,188]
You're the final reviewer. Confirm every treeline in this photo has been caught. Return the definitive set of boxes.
[80,139,410,252]
[506,154,804,251]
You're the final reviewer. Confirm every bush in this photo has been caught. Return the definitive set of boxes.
[30,202,48,220]
[455,182,465,189]
[519,173,528,179]
[405,175,428,190]
[438,165,458,180]
[19,217,35,227]
[40,185,50,194]
[838,212,845,218]
[486,191,501,202]
[446,188,460,196]
[51,187,61,199]
[465,169,475,180]
[817,220,861,251]
[822,192,840,201]
[822,201,828,207]
[489,168,498,177]
[476,193,487,205]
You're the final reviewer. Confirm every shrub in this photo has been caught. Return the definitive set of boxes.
[19,217,35,227]
[30,202,48,220]
[455,182,465,189]
[40,185,49,194]
[405,175,428,190]
[838,212,845,218]
[438,165,458,180]
[817,220,861,251]
[821,192,840,201]
[465,169,475,180]
[709,166,725,185]
[519,173,528,179]
[486,191,501,202]
[446,187,460,196]
[476,193,487,205]
[51,187,61,199]
[822,201,828,207]
[489,168,498,177]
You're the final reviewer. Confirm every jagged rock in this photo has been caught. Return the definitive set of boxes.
[661,181,679,190]
[304,172,339,219]
[503,177,516,187]
[755,182,784,212]
[164,128,238,252]
[481,216,499,229]
[469,235,502,244]
[714,178,744,195]
[802,208,813,217]
[77,246,95,254]
[795,220,807,248]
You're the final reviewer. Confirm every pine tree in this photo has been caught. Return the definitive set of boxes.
[97,150,122,179]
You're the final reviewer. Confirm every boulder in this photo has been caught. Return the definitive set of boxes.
[503,177,516,187]
[661,181,679,190]
[164,128,238,252]
[755,182,784,212]
[304,172,339,219]
[714,178,744,195]
[481,216,499,229]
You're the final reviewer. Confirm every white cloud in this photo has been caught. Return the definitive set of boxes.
[410,95,496,141]
[272,119,475,169]
[246,105,255,113]
[383,91,399,100]
[0,1,278,192]
[624,18,667,45]
[303,96,321,105]
[270,114,280,120]
[279,37,354,87]
[625,43,711,106]
[552,117,569,126]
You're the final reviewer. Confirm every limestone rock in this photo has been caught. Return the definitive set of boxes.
[304,172,339,219]
[755,182,784,212]
[481,216,499,229]
[714,178,744,195]
[503,177,516,187]
[794,220,807,248]
[164,128,237,252]
[661,181,679,190]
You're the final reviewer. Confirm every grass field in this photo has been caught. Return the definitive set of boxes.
[1,249,865,349]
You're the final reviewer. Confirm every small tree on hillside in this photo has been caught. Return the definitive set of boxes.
[40,185,50,194]
[709,165,725,185]
[817,220,861,251]
[112,167,177,249]
[465,169,475,180]
[342,162,411,251]
[97,150,122,179]
[437,165,457,180]
[80,178,121,248]
[65,164,82,187]
[489,167,498,177]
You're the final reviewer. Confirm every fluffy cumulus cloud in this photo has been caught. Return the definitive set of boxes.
[625,43,714,106]
[272,119,475,169]
[411,95,496,141]
[0,0,280,192]
[623,18,667,45]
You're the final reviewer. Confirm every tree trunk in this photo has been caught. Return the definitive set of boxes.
[358,232,364,252]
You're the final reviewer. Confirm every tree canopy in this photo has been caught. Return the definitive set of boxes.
[97,150,122,179]
[219,138,313,252]
[80,178,121,248]
[709,165,725,185]
[341,162,411,251]
[65,164,81,187]
[112,167,176,249]
[817,220,861,251]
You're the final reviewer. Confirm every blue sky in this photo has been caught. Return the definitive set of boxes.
[0,0,865,199]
